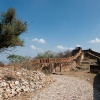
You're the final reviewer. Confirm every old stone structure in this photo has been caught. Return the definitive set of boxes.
[83,49,100,73]
[30,47,100,73]
[83,48,100,64]
[31,47,83,73]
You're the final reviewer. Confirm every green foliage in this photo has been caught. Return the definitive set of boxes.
[7,54,26,63]
[36,50,72,59]
[36,51,55,58]
[0,8,27,52]
[7,54,34,71]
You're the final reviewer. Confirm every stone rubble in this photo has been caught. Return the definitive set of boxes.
[0,67,54,100]
[0,67,100,100]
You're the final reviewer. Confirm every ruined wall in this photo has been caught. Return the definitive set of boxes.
[60,61,77,72]
[88,49,100,57]
[84,49,100,58]
[32,47,82,64]
[30,47,82,72]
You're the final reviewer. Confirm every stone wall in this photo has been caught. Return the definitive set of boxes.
[88,49,100,57]
[30,47,82,72]
[84,49,100,58]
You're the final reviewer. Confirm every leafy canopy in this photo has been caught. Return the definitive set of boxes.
[0,8,27,52]
[36,51,55,58]
[7,54,31,63]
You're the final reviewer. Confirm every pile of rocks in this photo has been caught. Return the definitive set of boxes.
[0,67,54,99]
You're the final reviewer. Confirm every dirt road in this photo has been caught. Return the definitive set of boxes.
[32,75,100,100]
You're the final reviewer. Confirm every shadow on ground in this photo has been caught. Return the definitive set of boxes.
[93,74,100,100]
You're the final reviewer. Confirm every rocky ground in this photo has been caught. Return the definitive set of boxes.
[1,58,100,100]
[0,67,54,100]
[8,58,100,100]
[32,75,100,100]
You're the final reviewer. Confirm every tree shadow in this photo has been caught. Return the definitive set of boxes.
[93,74,100,100]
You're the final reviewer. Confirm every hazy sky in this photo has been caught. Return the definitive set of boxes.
[0,0,100,63]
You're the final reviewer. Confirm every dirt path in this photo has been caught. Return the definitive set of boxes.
[8,72,100,100]
[32,75,100,100]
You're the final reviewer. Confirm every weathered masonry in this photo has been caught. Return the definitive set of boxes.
[31,47,84,73]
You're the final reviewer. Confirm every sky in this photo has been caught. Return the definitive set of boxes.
[0,0,100,63]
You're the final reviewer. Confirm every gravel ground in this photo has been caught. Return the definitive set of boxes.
[32,75,100,100]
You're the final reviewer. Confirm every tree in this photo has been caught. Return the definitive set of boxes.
[7,54,26,63]
[63,50,72,57]
[55,50,72,58]
[55,52,64,58]
[36,51,55,58]
[0,8,27,52]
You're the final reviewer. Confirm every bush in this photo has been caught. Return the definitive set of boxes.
[0,62,4,67]
[42,66,50,75]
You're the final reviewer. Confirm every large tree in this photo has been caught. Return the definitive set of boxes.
[0,8,27,52]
